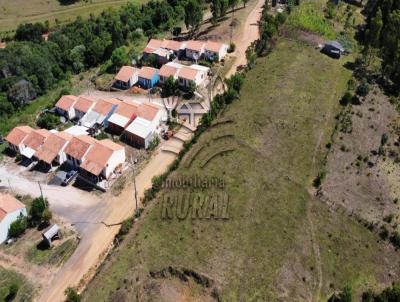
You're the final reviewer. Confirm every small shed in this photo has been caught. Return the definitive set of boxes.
[42,224,61,246]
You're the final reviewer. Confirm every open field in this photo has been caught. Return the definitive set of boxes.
[0,267,34,301]
[83,25,400,301]
[0,0,131,34]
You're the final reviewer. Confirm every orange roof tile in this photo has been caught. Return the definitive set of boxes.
[55,95,78,111]
[161,39,182,51]
[205,41,225,53]
[74,96,96,113]
[115,66,138,82]
[0,193,25,222]
[137,103,160,121]
[139,67,158,80]
[159,64,179,78]
[114,102,138,119]
[35,132,71,164]
[0,42,6,49]
[80,139,123,176]
[64,135,95,160]
[146,39,163,50]
[5,126,34,146]
[186,40,205,52]
[92,99,115,116]
[178,67,198,81]
[23,129,50,151]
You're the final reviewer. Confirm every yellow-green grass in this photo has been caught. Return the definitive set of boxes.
[26,238,78,266]
[0,267,34,301]
[288,1,337,39]
[83,38,400,301]
[0,0,133,34]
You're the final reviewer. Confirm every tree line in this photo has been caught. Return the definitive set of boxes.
[362,0,400,92]
[0,0,205,119]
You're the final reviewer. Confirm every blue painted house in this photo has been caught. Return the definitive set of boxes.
[138,67,160,89]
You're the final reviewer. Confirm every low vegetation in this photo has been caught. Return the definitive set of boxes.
[0,267,34,301]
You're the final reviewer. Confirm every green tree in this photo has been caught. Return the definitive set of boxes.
[111,47,129,71]
[41,208,52,226]
[229,0,239,15]
[65,287,81,302]
[184,0,203,35]
[29,196,49,226]
[364,8,383,64]
[6,283,19,301]
[163,76,180,97]
[8,216,28,238]
[37,112,60,129]
[69,45,86,73]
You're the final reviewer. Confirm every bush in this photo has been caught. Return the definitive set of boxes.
[340,92,353,105]
[29,196,49,226]
[119,218,133,236]
[228,42,236,53]
[65,287,81,302]
[8,216,28,238]
[148,135,160,151]
[37,112,60,129]
[6,283,19,301]
[356,81,370,97]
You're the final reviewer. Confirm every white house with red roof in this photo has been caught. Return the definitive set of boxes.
[107,101,139,135]
[74,95,97,120]
[35,131,72,168]
[177,64,210,88]
[79,139,125,183]
[20,129,51,160]
[114,66,139,89]
[204,41,229,61]
[64,135,96,168]
[185,40,206,60]
[123,102,162,149]
[5,126,34,153]
[0,193,27,244]
[55,95,79,119]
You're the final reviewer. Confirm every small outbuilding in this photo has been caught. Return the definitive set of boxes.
[42,224,61,247]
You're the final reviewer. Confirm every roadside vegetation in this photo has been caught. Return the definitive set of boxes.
[0,267,34,302]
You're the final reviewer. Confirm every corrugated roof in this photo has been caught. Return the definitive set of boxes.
[125,117,152,138]
[115,66,138,82]
[55,95,78,111]
[64,135,95,160]
[139,67,159,80]
[5,126,34,146]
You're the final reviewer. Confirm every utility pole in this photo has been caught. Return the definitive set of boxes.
[38,181,43,199]
[8,179,13,194]
[129,156,138,212]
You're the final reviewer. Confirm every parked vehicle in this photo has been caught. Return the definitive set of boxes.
[62,170,78,186]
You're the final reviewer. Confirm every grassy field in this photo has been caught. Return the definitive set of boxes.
[0,267,34,301]
[0,0,131,34]
[83,29,400,301]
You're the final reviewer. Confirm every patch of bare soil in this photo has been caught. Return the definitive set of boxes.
[320,86,400,244]
[282,29,326,47]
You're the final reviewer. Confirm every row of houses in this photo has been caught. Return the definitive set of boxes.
[5,126,126,183]
[115,63,210,90]
[55,95,163,149]
[143,39,229,63]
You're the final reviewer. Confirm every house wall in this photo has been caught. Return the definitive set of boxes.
[103,105,118,128]
[75,109,86,121]
[0,208,27,244]
[107,122,126,135]
[103,148,125,179]
[124,131,152,149]
[66,154,82,168]
[186,48,203,60]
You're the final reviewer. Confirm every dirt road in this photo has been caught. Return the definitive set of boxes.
[226,0,264,77]
[39,148,178,302]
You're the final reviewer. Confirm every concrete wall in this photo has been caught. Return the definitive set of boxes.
[102,148,126,179]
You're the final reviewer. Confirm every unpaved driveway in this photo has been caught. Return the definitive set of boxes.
[227,0,264,76]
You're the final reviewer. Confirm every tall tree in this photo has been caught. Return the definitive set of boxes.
[184,0,203,35]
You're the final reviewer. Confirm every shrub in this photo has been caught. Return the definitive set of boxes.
[119,218,133,236]
[6,283,19,301]
[313,171,325,188]
[29,196,49,226]
[8,216,27,238]
[356,81,370,97]
[228,42,236,53]
[148,135,160,151]
[340,92,353,106]
[65,287,81,302]
[37,112,60,129]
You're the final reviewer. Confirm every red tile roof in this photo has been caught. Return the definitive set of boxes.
[205,41,225,53]
[115,66,138,82]
[161,39,182,51]
[178,67,198,81]
[5,126,34,146]
[147,39,163,50]
[80,139,123,176]
[23,129,50,151]
[186,40,205,52]
[74,96,96,113]
[137,103,160,121]
[114,102,138,119]
[35,132,71,164]
[159,64,179,78]
[55,95,78,111]
[0,193,25,222]
[139,67,159,80]
[92,99,115,116]
[64,135,95,160]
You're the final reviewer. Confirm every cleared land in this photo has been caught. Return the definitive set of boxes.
[0,0,130,34]
[83,30,400,301]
